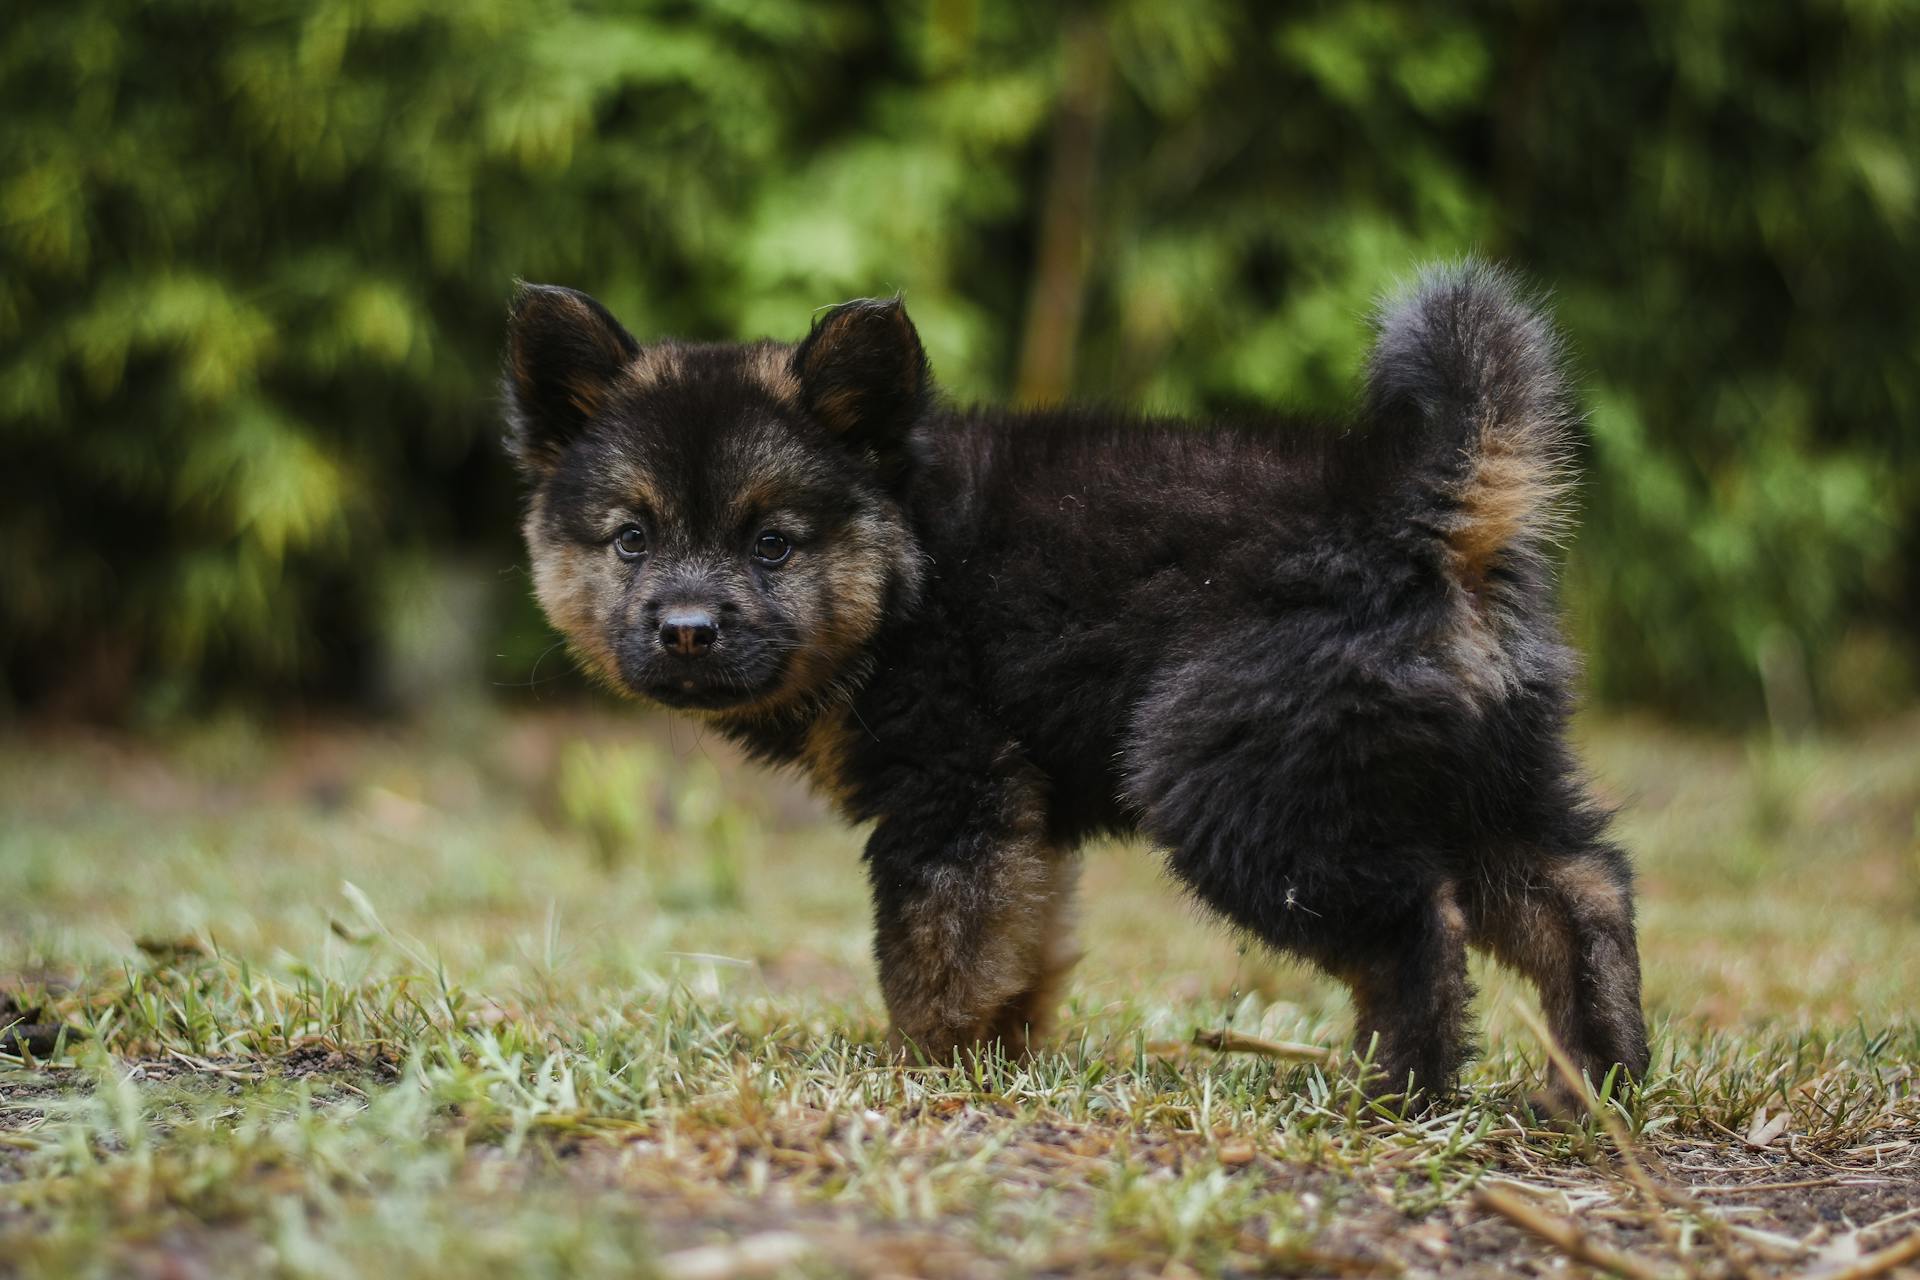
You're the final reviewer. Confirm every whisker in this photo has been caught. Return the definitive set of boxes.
[493,640,570,693]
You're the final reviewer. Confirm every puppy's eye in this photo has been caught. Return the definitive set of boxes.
[753,530,793,565]
[613,525,648,560]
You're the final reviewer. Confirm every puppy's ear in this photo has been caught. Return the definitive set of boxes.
[792,298,931,464]
[503,283,639,473]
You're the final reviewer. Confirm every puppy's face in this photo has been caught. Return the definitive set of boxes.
[504,288,929,716]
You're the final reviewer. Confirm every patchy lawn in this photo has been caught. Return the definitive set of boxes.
[2,711,1917,1278]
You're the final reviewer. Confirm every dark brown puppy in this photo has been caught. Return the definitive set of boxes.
[503,264,1650,1104]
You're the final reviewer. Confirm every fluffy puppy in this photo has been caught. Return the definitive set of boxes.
[503,263,1651,1103]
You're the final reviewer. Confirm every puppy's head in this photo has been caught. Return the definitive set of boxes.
[504,285,929,717]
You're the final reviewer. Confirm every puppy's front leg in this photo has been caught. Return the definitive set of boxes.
[864,768,1074,1060]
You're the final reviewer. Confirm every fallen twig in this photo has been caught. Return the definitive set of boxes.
[1475,1185,1668,1280]
[1190,1028,1333,1063]
[166,1049,265,1082]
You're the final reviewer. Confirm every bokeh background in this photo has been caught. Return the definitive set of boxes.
[3,14,1919,1270]
[4,0,1916,727]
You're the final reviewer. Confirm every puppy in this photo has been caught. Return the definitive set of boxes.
[503,263,1650,1101]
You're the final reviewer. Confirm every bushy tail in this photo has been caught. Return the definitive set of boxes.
[1360,260,1578,586]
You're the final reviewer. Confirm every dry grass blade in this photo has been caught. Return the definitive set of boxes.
[1814,1230,1920,1280]
[1854,1206,1920,1245]
[1475,1186,1669,1280]
[1509,1001,1775,1280]
[1190,1028,1334,1063]
[1509,1007,1675,1204]
[165,1049,265,1081]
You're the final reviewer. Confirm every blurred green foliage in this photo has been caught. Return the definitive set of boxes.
[555,738,755,904]
[2,0,1914,723]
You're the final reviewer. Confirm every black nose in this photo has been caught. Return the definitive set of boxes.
[657,609,719,657]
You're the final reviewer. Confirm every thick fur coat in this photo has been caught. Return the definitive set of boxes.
[503,263,1651,1102]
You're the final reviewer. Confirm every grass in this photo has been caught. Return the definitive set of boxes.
[2,709,1917,1278]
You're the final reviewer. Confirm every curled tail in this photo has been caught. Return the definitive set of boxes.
[1360,260,1578,589]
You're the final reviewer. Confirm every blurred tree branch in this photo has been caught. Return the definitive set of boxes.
[1015,9,1108,406]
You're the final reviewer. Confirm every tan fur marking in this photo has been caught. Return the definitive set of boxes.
[1449,445,1537,583]
[743,342,801,403]
[563,382,601,418]
[798,707,859,814]
[1469,876,1576,1015]
[1471,857,1632,988]
[780,548,887,697]
[723,463,808,527]
[1435,878,1468,938]
[726,484,776,528]
[623,343,684,391]
[523,503,624,693]
[986,858,1083,1053]
[810,385,864,434]
[596,453,670,522]
[1447,416,1570,586]
[1438,413,1572,702]
[1547,857,1628,922]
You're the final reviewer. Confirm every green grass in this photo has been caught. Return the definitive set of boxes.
[2,711,1917,1278]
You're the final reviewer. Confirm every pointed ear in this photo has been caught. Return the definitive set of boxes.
[792,298,931,460]
[502,283,640,473]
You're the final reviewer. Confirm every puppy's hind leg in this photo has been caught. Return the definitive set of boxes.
[1471,845,1650,1107]
[1166,834,1475,1102]
[1124,657,1474,1102]
[1333,880,1475,1102]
